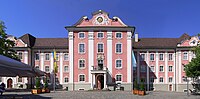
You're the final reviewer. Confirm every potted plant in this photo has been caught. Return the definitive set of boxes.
[133,80,139,95]
[138,82,145,96]
[32,77,42,94]
[43,78,50,93]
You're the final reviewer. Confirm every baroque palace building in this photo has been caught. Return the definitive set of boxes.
[0,10,199,92]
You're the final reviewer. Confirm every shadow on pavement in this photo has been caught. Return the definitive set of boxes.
[0,94,51,99]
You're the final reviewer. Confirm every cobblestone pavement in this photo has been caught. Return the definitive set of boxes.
[0,91,200,99]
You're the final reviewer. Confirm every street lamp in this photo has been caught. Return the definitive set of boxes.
[182,76,189,96]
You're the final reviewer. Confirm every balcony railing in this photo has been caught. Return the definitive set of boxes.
[91,66,107,74]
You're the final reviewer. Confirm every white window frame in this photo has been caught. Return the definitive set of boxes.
[64,65,69,72]
[79,74,85,82]
[159,53,164,61]
[45,66,50,72]
[115,59,122,69]
[150,66,155,72]
[64,53,69,61]
[78,43,85,53]
[169,77,173,83]
[97,43,104,53]
[115,74,122,83]
[150,54,155,61]
[159,77,164,83]
[97,32,104,39]
[18,52,23,60]
[168,54,173,61]
[159,66,164,72]
[78,59,86,69]
[35,53,40,60]
[168,66,173,72]
[115,32,122,39]
[115,43,122,54]
[183,52,188,60]
[45,53,50,61]
[78,32,85,39]
[35,65,40,70]
[64,76,69,83]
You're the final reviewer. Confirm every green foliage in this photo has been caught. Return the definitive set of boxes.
[44,78,48,89]
[35,77,41,89]
[140,83,145,91]
[184,46,200,79]
[0,20,19,61]
[134,80,138,90]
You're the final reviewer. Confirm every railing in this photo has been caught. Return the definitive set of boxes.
[92,66,107,71]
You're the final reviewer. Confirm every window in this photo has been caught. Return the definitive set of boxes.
[64,77,69,83]
[18,77,22,82]
[35,66,39,70]
[45,54,50,60]
[160,66,164,72]
[141,66,146,72]
[116,59,122,68]
[116,75,122,82]
[183,52,188,60]
[169,77,173,82]
[150,77,154,83]
[35,53,39,60]
[159,77,164,82]
[45,66,50,72]
[150,54,154,61]
[150,66,155,72]
[56,53,59,61]
[79,44,85,53]
[116,32,122,38]
[159,54,164,60]
[64,66,69,72]
[168,54,173,61]
[97,32,103,38]
[79,32,85,38]
[169,66,173,72]
[64,54,68,60]
[79,75,85,82]
[79,59,85,68]
[98,43,103,53]
[18,52,22,60]
[116,43,122,53]
[140,54,145,61]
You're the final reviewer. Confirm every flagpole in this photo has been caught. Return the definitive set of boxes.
[53,49,56,93]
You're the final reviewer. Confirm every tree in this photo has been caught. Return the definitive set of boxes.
[0,20,19,61]
[184,46,200,79]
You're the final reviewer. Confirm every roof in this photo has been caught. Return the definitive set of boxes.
[133,33,191,49]
[19,33,36,47]
[33,38,68,49]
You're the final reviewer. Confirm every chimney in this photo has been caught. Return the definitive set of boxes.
[135,33,138,42]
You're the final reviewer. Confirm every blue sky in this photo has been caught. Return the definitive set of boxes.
[0,0,200,38]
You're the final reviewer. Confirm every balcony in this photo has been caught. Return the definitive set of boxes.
[91,66,107,74]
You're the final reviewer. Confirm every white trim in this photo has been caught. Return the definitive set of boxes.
[168,65,173,72]
[78,43,86,54]
[159,65,164,72]
[78,74,86,82]
[88,30,94,88]
[159,76,164,83]
[40,53,44,71]
[45,53,50,61]
[115,32,122,39]
[69,31,74,85]
[60,53,63,84]
[115,59,122,69]
[155,52,159,83]
[64,65,69,72]
[159,53,164,61]
[127,31,132,83]
[97,42,104,53]
[97,32,104,39]
[178,51,182,83]
[63,53,69,61]
[168,53,173,61]
[115,43,122,54]
[44,65,50,72]
[18,39,28,47]
[78,32,85,39]
[165,52,168,83]
[149,53,155,61]
[107,31,112,83]
[63,76,69,84]
[78,59,86,69]
[183,51,188,60]
[24,51,28,64]
[50,53,54,72]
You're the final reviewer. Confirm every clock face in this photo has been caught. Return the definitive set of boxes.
[97,17,103,23]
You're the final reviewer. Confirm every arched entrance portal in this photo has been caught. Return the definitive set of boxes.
[96,74,104,90]
[7,78,13,88]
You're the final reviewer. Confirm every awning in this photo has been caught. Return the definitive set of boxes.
[0,55,45,77]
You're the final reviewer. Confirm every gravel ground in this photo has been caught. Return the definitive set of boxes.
[0,91,200,99]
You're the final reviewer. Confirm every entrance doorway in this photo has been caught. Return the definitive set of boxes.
[7,78,13,88]
[169,84,172,91]
[96,74,104,90]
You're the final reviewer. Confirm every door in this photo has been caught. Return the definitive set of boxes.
[169,84,172,91]
[7,78,13,88]
[96,74,104,90]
